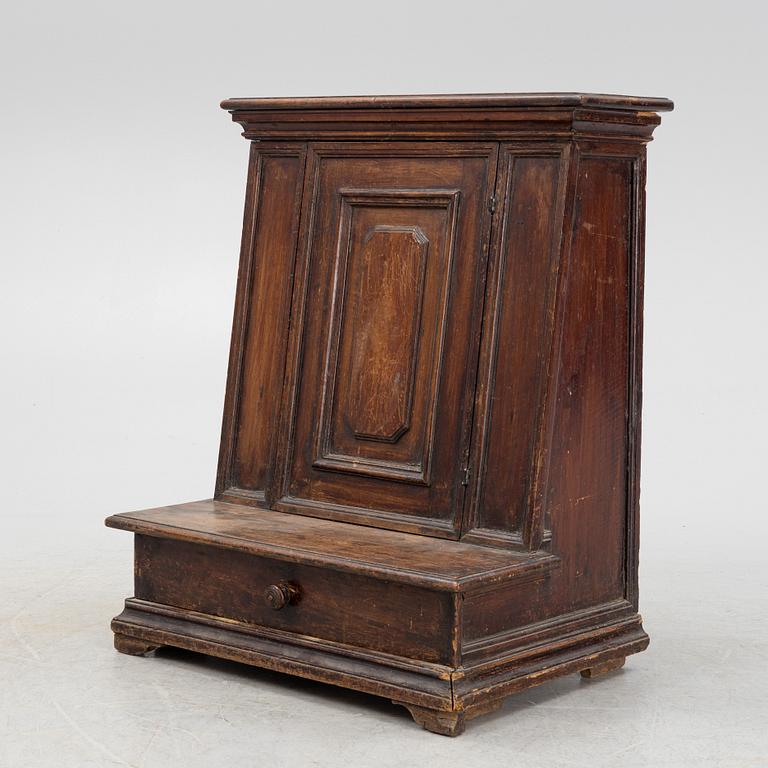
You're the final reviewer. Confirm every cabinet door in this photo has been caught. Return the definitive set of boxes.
[272,144,497,538]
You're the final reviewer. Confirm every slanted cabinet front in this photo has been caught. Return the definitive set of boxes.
[219,140,569,547]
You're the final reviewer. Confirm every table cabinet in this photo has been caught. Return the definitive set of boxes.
[107,92,672,735]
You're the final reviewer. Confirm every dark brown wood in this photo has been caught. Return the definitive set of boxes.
[462,144,568,548]
[395,703,465,736]
[220,93,673,143]
[113,633,161,656]
[107,92,671,735]
[394,697,505,737]
[133,533,455,663]
[580,656,626,679]
[106,500,557,590]
[216,145,306,504]
[270,144,497,538]
[220,93,673,112]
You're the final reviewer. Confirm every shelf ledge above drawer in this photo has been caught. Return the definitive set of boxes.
[105,499,559,593]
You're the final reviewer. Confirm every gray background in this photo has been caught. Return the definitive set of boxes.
[2,2,766,766]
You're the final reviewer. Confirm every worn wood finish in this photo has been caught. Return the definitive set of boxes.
[394,697,505,736]
[580,657,626,679]
[220,93,673,143]
[220,93,674,111]
[111,597,647,733]
[272,144,497,537]
[134,534,455,663]
[216,145,306,504]
[462,144,568,548]
[113,633,160,656]
[106,500,557,590]
[107,93,671,734]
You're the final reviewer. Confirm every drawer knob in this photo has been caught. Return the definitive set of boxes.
[264,581,299,610]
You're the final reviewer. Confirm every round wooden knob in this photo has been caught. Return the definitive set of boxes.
[264,581,298,610]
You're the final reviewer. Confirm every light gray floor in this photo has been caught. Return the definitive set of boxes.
[2,515,766,768]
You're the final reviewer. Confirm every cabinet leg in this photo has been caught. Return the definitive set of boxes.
[393,698,504,736]
[114,632,161,656]
[395,702,466,736]
[580,656,625,679]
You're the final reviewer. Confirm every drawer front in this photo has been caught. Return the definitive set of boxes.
[134,535,453,664]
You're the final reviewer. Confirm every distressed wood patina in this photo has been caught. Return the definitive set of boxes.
[107,92,673,734]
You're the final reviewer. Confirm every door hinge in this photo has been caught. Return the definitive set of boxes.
[489,195,497,214]
[461,465,471,486]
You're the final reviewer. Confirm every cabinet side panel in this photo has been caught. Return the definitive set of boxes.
[545,153,635,608]
[460,149,643,659]
[217,145,306,498]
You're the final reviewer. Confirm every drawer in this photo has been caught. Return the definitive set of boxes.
[134,535,454,664]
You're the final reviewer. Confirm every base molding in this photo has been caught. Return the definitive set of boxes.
[112,604,453,710]
[111,600,648,734]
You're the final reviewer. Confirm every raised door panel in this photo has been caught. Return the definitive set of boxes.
[316,190,458,485]
[345,225,426,445]
[462,146,568,548]
[274,144,497,537]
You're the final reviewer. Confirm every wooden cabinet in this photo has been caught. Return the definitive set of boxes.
[107,93,673,735]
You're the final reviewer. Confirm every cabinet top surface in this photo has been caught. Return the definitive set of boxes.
[221,92,674,112]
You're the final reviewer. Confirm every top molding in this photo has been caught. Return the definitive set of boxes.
[220,92,673,112]
[220,92,673,143]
